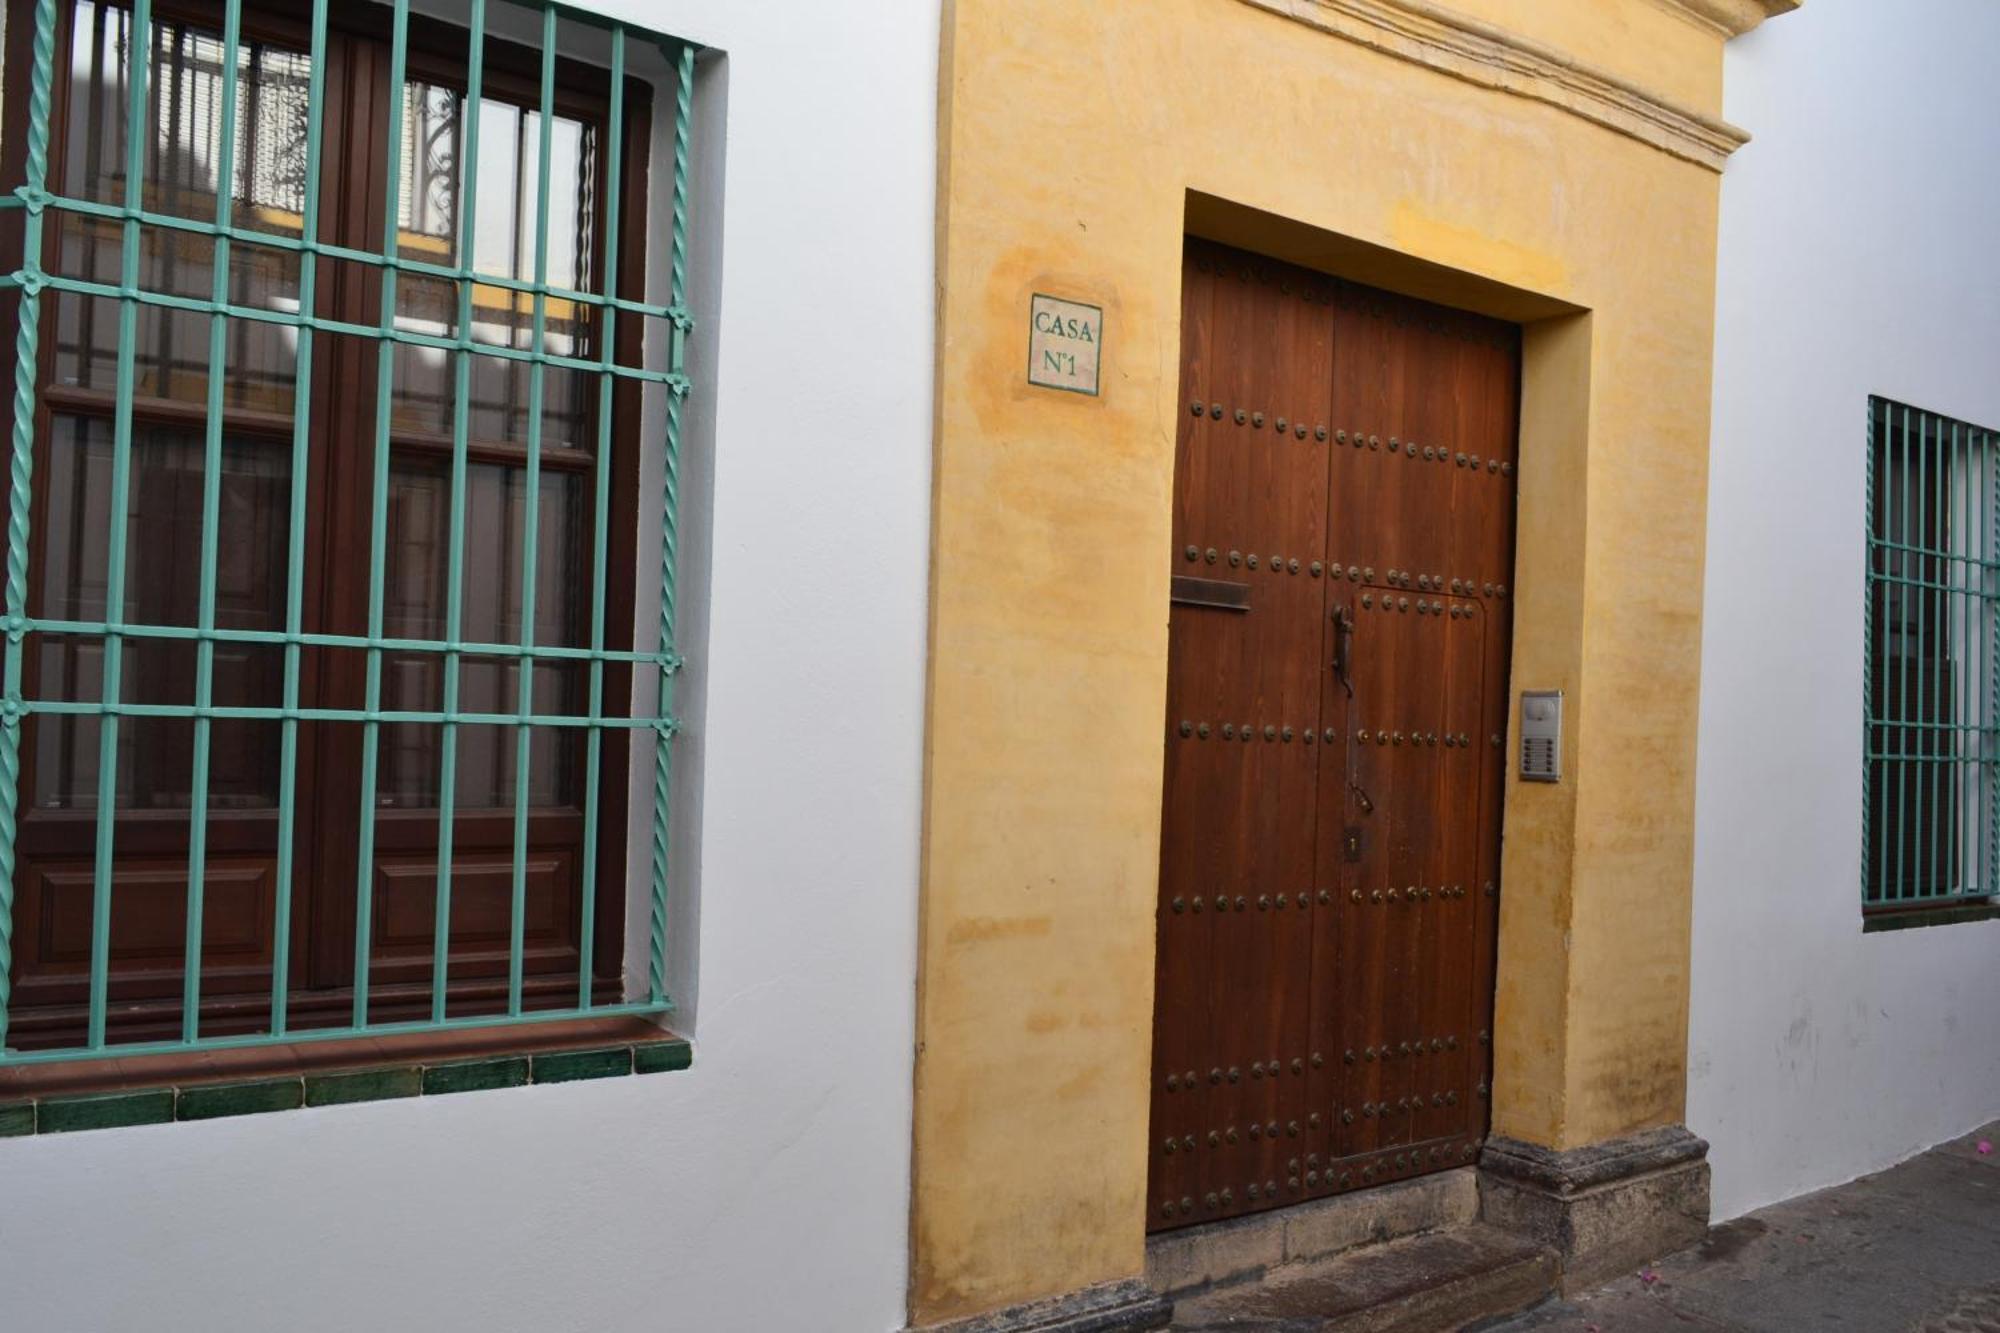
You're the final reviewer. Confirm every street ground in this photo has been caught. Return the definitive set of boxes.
[1477,1121,2000,1333]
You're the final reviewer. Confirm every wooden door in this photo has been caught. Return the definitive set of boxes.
[1149,240,1518,1231]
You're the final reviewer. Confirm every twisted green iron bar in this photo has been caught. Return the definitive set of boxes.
[0,0,60,1053]
[577,25,629,1007]
[1863,399,1876,906]
[648,41,696,1005]
[1989,421,1999,901]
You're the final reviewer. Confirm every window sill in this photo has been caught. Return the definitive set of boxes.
[1863,901,2000,934]
[0,1016,690,1138]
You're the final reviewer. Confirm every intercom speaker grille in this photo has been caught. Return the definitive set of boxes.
[1518,690,1563,783]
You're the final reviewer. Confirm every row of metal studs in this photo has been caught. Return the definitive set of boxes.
[1186,401,1518,474]
[1179,548,1512,600]
[1168,891,1317,913]
[1158,1140,1482,1219]
[1172,725,1502,747]
[1357,593,1479,617]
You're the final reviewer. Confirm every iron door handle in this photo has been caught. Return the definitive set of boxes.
[1332,604,1355,695]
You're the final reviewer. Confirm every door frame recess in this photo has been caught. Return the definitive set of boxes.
[1149,190,1594,1247]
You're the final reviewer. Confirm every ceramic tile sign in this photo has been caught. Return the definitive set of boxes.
[1027,293,1102,396]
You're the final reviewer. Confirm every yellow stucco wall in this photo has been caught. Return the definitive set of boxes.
[913,0,1768,1322]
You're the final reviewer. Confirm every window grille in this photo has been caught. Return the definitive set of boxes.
[1864,396,2000,912]
[0,0,696,1063]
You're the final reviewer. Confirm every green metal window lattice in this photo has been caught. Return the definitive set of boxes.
[0,0,696,1062]
[1865,396,2000,913]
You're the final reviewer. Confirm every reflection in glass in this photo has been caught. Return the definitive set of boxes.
[392,81,599,450]
[54,1,311,411]
[32,415,288,811]
[377,459,586,808]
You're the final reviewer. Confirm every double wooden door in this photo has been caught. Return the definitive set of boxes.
[1149,240,1518,1231]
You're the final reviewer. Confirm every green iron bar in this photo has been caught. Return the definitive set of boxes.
[433,0,488,1027]
[0,999,672,1067]
[1943,417,1958,901]
[183,0,247,1043]
[1893,403,1909,902]
[1859,563,1990,599]
[268,0,332,1037]
[577,24,627,1008]
[1984,420,2000,896]
[88,0,158,1049]
[647,40,695,1007]
[1870,534,2000,570]
[1927,409,1942,900]
[25,615,676,665]
[1,191,690,326]
[1869,719,2000,736]
[26,700,676,728]
[0,0,63,1054]
[1987,419,1999,900]
[0,270,687,389]
[1869,397,1884,904]
[354,0,412,1030]
[508,5,560,1018]
[0,0,694,1064]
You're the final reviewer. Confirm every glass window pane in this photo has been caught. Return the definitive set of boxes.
[378,455,584,807]
[32,415,288,811]
[61,1,314,232]
[54,3,311,412]
[391,78,598,449]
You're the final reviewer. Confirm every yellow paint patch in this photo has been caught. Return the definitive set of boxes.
[1389,202,1569,300]
[947,915,1054,945]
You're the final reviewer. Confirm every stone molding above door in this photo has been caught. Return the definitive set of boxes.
[1232,0,1776,171]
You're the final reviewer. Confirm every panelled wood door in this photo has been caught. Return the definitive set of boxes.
[1149,240,1519,1232]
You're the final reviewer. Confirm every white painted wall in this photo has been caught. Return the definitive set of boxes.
[0,2,938,1330]
[1691,0,2000,1222]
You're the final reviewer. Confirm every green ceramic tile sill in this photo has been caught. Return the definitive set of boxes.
[307,1066,422,1107]
[423,1055,531,1096]
[178,1078,305,1122]
[38,1090,177,1135]
[533,1046,633,1084]
[0,1037,690,1140]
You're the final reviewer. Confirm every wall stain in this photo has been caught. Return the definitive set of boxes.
[948,915,1055,945]
[1388,201,1568,294]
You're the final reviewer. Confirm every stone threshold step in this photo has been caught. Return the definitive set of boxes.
[1169,1224,1556,1332]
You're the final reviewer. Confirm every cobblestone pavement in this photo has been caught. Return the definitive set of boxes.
[1912,1287,2000,1333]
[1476,1121,2000,1333]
